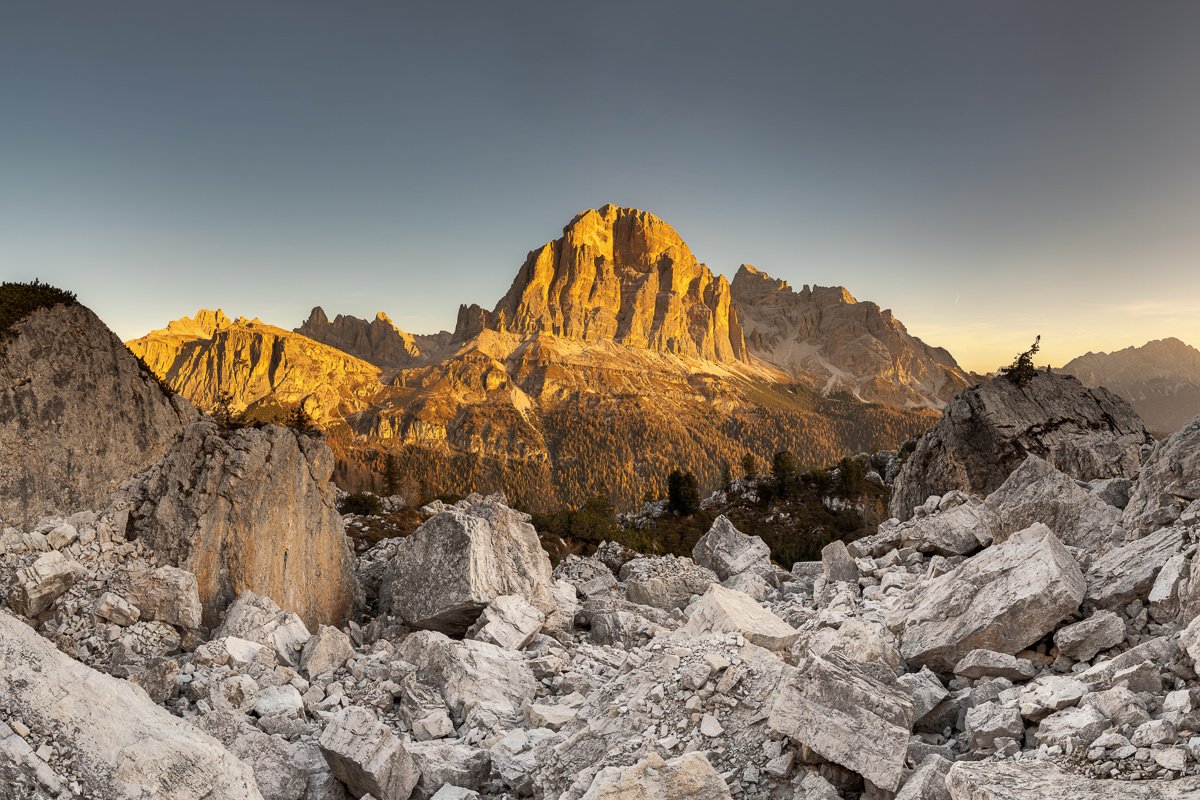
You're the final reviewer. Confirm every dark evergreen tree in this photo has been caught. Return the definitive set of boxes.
[286,405,317,435]
[383,452,401,497]
[741,452,758,481]
[771,450,797,498]
[667,469,701,515]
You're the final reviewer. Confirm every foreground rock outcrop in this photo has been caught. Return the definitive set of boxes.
[0,302,195,528]
[0,610,262,799]
[119,420,354,628]
[890,371,1152,520]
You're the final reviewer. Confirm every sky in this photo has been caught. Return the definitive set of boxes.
[3,2,1199,373]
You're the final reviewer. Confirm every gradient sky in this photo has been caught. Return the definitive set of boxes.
[3,2,1199,373]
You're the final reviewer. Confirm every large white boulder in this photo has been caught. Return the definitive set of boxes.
[386,496,555,634]
[0,610,262,799]
[680,584,799,653]
[767,652,913,792]
[691,515,775,585]
[888,523,1085,671]
[984,455,1125,550]
[318,706,418,800]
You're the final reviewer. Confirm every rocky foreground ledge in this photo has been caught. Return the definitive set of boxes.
[4,408,1200,798]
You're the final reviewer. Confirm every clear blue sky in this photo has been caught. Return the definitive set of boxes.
[3,2,1199,372]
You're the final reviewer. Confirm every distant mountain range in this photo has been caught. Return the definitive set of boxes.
[1058,338,1200,434]
[127,205,985,508]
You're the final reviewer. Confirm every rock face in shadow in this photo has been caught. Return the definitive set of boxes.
[119,420,354,629]
[0,303,195,528]
[1123,415,1200,534]
[890,371,1151,520]
[0,609,263,799]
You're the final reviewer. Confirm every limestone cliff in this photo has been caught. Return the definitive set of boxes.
[127,313,382,423]
[889,371,1153,520]
[732,265,971,409]
[465,205,748,363]
[0,302,196,528]
[117,420,354,629]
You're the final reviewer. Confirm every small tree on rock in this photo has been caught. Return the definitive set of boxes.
[1001,335,1041,387]
[383,452,401,497]
[211,391,236,429]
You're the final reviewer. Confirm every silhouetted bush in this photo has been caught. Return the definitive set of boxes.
[667,469,701,515]
[0,280,78,337]
[339,492,382,516]
[1001,336,1041,387]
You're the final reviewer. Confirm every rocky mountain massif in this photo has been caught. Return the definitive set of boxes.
[1059,338,1200,435]
[8,278,1200,799]
[128,205,972,509]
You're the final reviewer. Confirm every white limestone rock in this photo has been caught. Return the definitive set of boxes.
[888,523,1085,671]
[691,515,775,584]
[680,584,799,653]
[8,551,84,617]
[984,455,1125,549]
[1084,526,1185,609]
[465,594,545,651]
[580,752,732,800]
[767,652,913,792]
[620,555,718,610]
[0,609,263,799]
[215,591,312,668]
[947,760,1200,798]
[386,497,555,634]
[1053,610,1126,661]
[318,706,419,800]
[301,624,355,677]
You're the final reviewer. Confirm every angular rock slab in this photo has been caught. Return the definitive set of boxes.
[319,706,418,800]
[0,610,263,799]
[8,550,84,617]
[692,515,774,584]
[466,594,545,651]
[945,759,1200,798]
[580,752,732,800]
[1124,416,1200,534]
[387,498,555,634]
[984,455,1124,550]
[768,652,913,791]
[888,523,1084,672]
[1084,525,1185,610]
[680,584,799,653]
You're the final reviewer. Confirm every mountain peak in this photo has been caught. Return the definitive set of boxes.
[161,308,231,339]
[470,206,747,362]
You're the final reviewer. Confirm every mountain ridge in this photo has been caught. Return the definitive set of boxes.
[124,205,976,507]
[1058,337,1200,433]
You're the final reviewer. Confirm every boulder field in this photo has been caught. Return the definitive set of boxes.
[5,396,1200,798]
